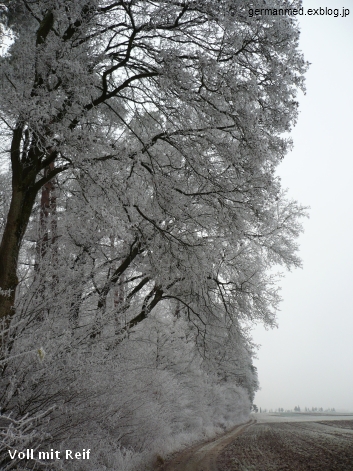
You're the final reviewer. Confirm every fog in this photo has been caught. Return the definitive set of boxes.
[253,0,353,412]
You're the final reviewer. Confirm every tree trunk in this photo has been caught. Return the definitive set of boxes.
[0,186,37,324]
[0,11,58,328]
[35,163,58,275]
[0,127,39,327]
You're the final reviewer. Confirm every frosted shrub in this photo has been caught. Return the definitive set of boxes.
[1,307,252,470]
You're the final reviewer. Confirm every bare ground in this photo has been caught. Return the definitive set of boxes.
[161,416,353,471]
[217,419,353,471]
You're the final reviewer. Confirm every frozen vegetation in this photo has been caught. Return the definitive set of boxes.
[0,1,307,469]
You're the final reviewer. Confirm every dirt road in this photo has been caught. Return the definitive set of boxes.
[162,414,353,471]
[161,420,255,471]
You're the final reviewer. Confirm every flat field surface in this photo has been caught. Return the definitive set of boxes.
[217,415,353,471]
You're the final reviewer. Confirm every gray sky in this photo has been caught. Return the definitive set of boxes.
[252,0,353,412]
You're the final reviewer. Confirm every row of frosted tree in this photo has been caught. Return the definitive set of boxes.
[0,1,307,470]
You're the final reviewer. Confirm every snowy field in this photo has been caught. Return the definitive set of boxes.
[254,412,353,423]
[218,415,353,471]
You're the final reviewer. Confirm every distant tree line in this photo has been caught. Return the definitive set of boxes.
[253,406,337,413]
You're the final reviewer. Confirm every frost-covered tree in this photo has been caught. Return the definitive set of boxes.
[0,1,307,469]
[0,0,307,328]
